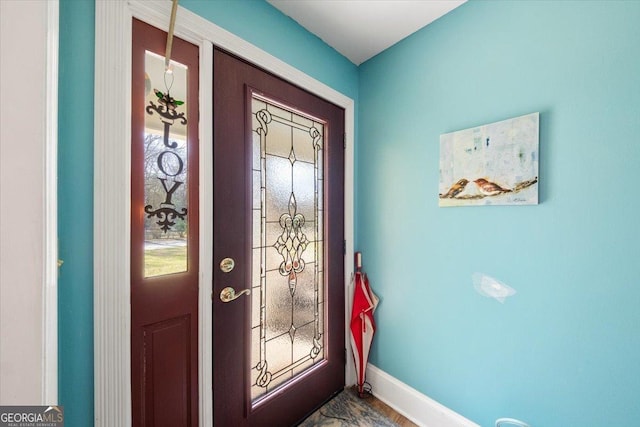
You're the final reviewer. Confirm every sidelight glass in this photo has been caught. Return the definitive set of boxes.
[251,94,326,403]
[143,51,189,278]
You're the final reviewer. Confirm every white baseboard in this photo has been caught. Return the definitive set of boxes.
[366,364,480,427]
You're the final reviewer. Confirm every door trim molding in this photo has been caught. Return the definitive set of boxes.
[44,0,59,405]
[94,1,354,425]
[94,2,132,425]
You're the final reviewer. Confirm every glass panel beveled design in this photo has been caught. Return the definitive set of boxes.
[251,94,325,403]
[143,51,189,277]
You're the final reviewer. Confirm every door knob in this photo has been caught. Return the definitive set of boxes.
[219,286,251,303]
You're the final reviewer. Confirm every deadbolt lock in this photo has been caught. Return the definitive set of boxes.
[219,257,235,273]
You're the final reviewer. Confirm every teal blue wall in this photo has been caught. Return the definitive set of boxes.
[357,1,640,426]
[58,1,94,426]
[57,1,357,426]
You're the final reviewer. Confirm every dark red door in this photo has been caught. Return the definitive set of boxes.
[131,19,199,427]
[213,48,345,426]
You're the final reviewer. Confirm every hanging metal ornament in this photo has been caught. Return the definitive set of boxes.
[144,0,188,234]
[146,74,187,148]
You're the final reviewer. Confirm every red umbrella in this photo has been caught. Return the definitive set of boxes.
[350,252,379,397]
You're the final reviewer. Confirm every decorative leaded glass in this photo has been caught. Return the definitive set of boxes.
[251,94,325,403]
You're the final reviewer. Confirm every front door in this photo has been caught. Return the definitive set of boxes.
[212,48,346,426]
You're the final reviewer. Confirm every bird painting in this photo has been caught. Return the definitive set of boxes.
[473,178,512,196]
[439,112,539,206]
[440,178,469,199]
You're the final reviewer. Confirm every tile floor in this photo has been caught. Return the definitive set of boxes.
[300,386,417,427]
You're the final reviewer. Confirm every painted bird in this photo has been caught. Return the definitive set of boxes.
[473,178,511,196]
[440,178,469,198]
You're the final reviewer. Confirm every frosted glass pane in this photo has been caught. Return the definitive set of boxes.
[252,133,260,172]
[251,282,260,329]
[252,98,266,116]
[265,333,292,383]
[292,114,313,128]
[318,273,324,304]
[265,155,291,221]
[293,127,315,163]
[252,209,260,251]
[268,104,292,121]
[318,302,325,335]
[250,94,326,404]
[265,222,282,254]
[253,171,261,208]
[251,326,260,380]
[292,162,315,219]
[265,271,293,340]
[292,272,314,326]
[252,248,261,288]
[317,246,324,274]
[264,243,281,273]
[266,121,292,158]
[251,384,263,401]
[291,323,315,361]
[251,326,267,398]
[143,51,189,278]
[317,209,323,241]
[301,230,315,265]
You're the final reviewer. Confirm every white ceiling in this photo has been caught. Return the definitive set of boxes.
[267,0,466,65]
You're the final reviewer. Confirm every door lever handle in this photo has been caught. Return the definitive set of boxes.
[219,286,251,303]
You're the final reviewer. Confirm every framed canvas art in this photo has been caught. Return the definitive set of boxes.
[439,112,539,207]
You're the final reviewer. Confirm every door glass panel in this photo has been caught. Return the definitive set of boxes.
[143,51,189,277]
[251,94,325,403]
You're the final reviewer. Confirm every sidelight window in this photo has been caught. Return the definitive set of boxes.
[143,51,189,278]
